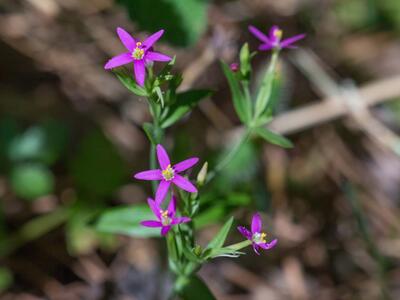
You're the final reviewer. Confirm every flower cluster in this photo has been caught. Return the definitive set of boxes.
[134,144,198,236]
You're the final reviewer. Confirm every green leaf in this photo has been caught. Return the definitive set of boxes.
[254,127,293,148]
[254,51,279,119]
[114,69,148,96]
[205,216,233,250]
[10,163,54,201]
[221,62,251,124]
[69,130,127,197]
[161,90,210,128]
[118,0,208,47]
[7,121,69,165]
[96,204,160,238]
[179,275,217,300]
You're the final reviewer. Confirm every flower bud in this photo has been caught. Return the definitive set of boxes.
[196,162,208,186]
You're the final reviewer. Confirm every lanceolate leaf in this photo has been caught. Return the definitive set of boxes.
[205,216,234,250]
[254,127,293,148]
[161,90,211,128]
[179,276,217,300]
[96,204,159,238]
[114,69,148,97]
[221,62,251,124]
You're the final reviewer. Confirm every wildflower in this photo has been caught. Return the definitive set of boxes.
[248,25,305,52]
[141,196,191,236]
[134,144,199,203]
[230,62,239,72]
[104,27,171,86]
[237,213,277,255]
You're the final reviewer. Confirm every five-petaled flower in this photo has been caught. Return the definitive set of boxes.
[104,27,171,86]
[134,144,199,203]
[237,213,277,255]
[248,25,305,52]
[141,196,191,236]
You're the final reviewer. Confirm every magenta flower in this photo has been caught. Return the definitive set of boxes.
[134,144,199,203]
[237,213,278,255]
[248,25,305,52]
[141,196,191,236]
[104,27,171,86]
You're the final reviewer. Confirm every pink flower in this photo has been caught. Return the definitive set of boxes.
[134,144,199,203]
[230,62,239,72]
[248,25,305,52]
[104,27,171,86]
[141,196,191,236]
[237,213,277,255]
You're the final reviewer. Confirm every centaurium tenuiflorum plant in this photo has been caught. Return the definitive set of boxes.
[98,25,305,299]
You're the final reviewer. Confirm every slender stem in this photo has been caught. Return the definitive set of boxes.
[224,239,252,251]
[205,129,252,184]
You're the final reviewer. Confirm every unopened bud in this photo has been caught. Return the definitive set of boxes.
[196,162,208,186]
[230,62,239,72]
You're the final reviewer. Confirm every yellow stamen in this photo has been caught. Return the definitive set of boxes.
[274,29,283,40]
[162,164,175,181]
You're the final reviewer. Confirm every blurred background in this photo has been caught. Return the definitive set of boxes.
[1,0,400,299]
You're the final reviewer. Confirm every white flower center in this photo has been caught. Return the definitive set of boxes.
[162,164,175,181]
[160,210,171,226]
[252,232,267,244]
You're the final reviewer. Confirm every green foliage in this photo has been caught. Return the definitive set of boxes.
[8,120,69,165]
[178,275,217,300]
[205,216,233,250]
[10,163,54,200]
[118,0,208,47]
[69,129,127,197]
[161,90,211,128]
[254,127,293,148]
[96,204,160,237]
[114,69,148,96]
[221,62,251,124]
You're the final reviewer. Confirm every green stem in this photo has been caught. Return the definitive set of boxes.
[224,239,252,251]
[205,129,252,184]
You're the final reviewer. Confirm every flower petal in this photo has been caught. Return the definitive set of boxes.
[172,175,197,193]
[259,238,278,250]
[167,195,177,217]
[269,25,280,42]
[141,220,162,227]
[173,157,199,173]
[146,51,171,62]
[147,198,161,219]
[258,43,274,51]
[117,27,136,51]
[280,34,306,48]
[171,217,191,225]
[134,169,162,180]
[161,225,171,236]
[237,226,252,240]
[251,213,262,234]
[143,29,164,49]
[156,144,171,169]
[104,53,133,69]
[155,180,171,204]
[133,59,146,86]
[252,243,261,255]
[248,25,270,43]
